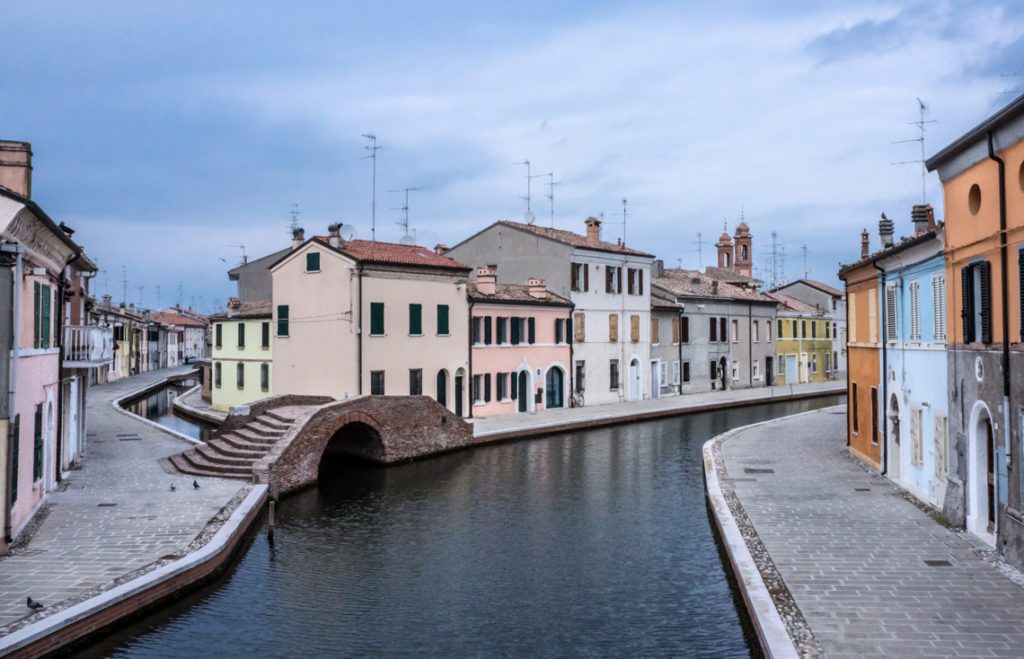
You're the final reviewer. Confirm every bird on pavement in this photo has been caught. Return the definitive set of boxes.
[193,480,200,489]
[170,483,176,492]
[26,597,43,611]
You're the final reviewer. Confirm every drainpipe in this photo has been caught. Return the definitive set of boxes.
[568,303,576,404]
[987,133,1012,472]
[467,299,474,419]
[748,303,753,388]
[873,262,888,476]
[54,250,82,484]
[843,280,851,447]
[677,306,684,395]
[356,266,363,396]
[2,243,24,544]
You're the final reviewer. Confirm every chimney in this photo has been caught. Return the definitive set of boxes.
[227,296,241,309]
[476,266,497,295]
[434,243,449,255]
[0,141,32,198]
[711,280,719,296]
[652,259,664,278]
[879,214,894,248]
[328,223,342,248]
[527,277,548,299]
[292,227,305,250]
[584,217,602,247]
[860,229,870,259]
[102,294,112,307]
[911,204,934,235]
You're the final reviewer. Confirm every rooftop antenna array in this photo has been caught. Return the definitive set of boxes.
[891,98,936,204]
[765,231,783,288]
[389,187,421,245]
[101,269,108,296]
[693,232,704,267]
[528,170,552,226]
[287,204,302,234]
[155,285,161,305]
[515,160,535,224]
[136,285,144,308]
[362,133,381,241]
[801,243,809,279]
[545,173,558,227]
[177,282,184,308]
[121,266,128,306]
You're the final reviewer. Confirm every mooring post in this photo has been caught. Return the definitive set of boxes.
[268,499,276,539]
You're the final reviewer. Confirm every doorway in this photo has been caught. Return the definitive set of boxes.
[967,404,996,545]
[650,360,660,399]
[888,394,901,481]
[628,358,641,401]
[517,371,528,412]
[436,370,448,409]
[545,368,564,409]
[765,357,773,386]
[454,372,464,417]
[785,355,797,385]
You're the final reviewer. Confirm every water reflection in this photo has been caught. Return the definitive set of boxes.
[87,395,842,658]
[123,379,214,442]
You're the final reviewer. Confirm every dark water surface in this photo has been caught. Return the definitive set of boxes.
[122,379,214,442]
[85,395,843,658]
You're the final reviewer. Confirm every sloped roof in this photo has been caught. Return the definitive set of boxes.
[228,247,291,281]
[763,291,820,314]
[771,278,844,299]
[837,226,941,278]
[306,237,470,271]
[151,311,207,327]
[491,220,655,258]
[209,300,272,321]
[654,268,774,303]
[467,282,572,307]
[703,266,763,286]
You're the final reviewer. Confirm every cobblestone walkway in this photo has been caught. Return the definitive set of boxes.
[0,368,243,629]
[719,407,1024,658]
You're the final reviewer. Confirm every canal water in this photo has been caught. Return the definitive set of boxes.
[121,379,215,442]
[84,395,843,658]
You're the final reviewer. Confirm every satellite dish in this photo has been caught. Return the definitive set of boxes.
[399,234,417,245]
[339,224,356,241]
[524,211,536,225]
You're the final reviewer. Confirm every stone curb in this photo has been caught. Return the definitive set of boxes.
[702,408,841,659]
[171,384,227,426]
[0,485,267,657]
[109,374,203,446]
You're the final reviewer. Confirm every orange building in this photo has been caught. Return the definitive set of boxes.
[925,93,1024,559]
[839,231,882,469]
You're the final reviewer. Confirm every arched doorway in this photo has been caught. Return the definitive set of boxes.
[545,367,564,408]
[436,369,448,409]
[517,370,529,412]
[454,368,466,417]
[888,394,901,481]
[967,404,996,544]
[319,421,385,478]
[628,358,642,401]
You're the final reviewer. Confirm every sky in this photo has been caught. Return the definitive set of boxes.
[3,0,1024,312]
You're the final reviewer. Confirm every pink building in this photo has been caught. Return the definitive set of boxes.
[469,267,573,417]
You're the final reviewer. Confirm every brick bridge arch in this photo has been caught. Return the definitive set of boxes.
[255,396,473,496]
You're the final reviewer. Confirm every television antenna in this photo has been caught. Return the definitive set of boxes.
[544,173,558,227]
[692,232,704,267]
[801,243,809,279]
[528,170,551,226]
[890,98,936,204]
[121,266,128,306]
[362,133,381,241]
[389,187,421,243]
[287,204,302,233]
[515,159,534,223]
[136,285,144,308]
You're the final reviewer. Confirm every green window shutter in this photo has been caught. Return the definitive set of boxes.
[262,321,270,348]
[215,324,222,348]
[510,316,520,345]
[9,414,19,504]
[33,403,42,481]
[41,285,51,349]
[238,322,245,348]
[527,317,535,344]
[33,281,40,349]
[371,302,385,335]
[409,304,422,335]
[277,305,289,337]
[306,252,320,272]
[437,305,449,335]
[484,316,492,344]
[979,261,992,344]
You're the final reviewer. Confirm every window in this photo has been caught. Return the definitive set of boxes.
[371,370,385,395]
[236,363,245,389]
[884,286,897,343]
[870,386,878,444]
[801,320,807,339]
[497,373,508,400]
[605,266,621,294]
[753,321,759,342]
[651,318,660,344]
[934,412,948,478]
[660,361,668,386]
[811,321,817,339]
[571,262,589,292]
[260,363,269,392]
[437,304,450,335]
[933,274,947,342]
[709,361,717,381]
[680,316,689,343]
[409,304,423,335]
[628,268,637,295]
[484,374,492,402]
[825,353,831,373]
[261,322,270,348]
[909,281,921,341]
[277,305,289,337]
[910,406,923,466]
[237,322,245,348]
[510,316,521,345]
[609,314,619,342]
[672,360,681,385]
[720,318,727,343]
[555,318,565,344]
[575,360,586,393]
[609,359,620,390]
[731,360,738,380]
[306,252,320,272]
[32,404,42,482]
[528,317,536,344]
[497,317,508,344]
[214,362,222,388]
[825,321,830,339]
[630,315,639,342]
[409,369,423,395]
[777,319,783,338]
[709,317,717,342]
[832,321,836,339]
[731,319,738,343]
[574,312,586,343]
[852,383,859,433]
[370,302,385,336]
[473,374,483,403]
[753,361,760,380]
[215,324,223,348]
[33,283,51,349]
[792,320,798,338]
[682,361,691,383]
[767,320,772,342]
[671,317,679,343]
[811,354,817,373]
[472,317,482,344]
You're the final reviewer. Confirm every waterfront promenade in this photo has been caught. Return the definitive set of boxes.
[0,367,245,634]
[710,407,1024,657]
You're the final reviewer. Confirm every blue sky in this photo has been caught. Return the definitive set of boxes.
[3,1,1023,311]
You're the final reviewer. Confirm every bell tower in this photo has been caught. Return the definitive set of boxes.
[733,214,752,277]
[716,222,734,270]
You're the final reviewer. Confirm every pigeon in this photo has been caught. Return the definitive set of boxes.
[26,597,43,611]
[193,480,200,490]
[170,483,176,492]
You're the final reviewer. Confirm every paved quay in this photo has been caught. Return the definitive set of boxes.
[0,367,244,632]
[713,406,1024,658]
[471,379,844,437]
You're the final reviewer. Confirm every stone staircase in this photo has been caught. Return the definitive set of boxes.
[169,406,310,480]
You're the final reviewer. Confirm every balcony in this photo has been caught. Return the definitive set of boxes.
[63,325,114,368]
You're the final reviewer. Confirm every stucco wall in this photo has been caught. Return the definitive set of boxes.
[446,224,573,296]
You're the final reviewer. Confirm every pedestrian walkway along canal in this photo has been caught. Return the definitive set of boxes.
[81,395,842,657]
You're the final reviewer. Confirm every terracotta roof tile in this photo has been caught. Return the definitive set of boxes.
[495,221,655,257]
[467,283,572,307]
[313,237,470,271]
[151,311,207,327]
[209,300,272,320]
[654,268,774,303]
[763,291,821,314]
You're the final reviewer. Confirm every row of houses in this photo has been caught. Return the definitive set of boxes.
[209,217,848,417]
[841,92,1024,568]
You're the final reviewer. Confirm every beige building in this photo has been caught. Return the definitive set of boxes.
[210,300,273,411]
[271,227,472,414]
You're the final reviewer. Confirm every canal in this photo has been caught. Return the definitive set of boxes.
[85,394,843,658]
[121,379,215,443]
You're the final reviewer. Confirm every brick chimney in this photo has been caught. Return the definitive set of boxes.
[527,277,547,299]
[292,227,305,250]
[878,214,894,248]
[911,204,934,235]
[434,243,449,255]
[861,229,870,259]
[476,266,497,295]
[327,223,342,248]
[584,217,602,247]
[652,259,664,278]
[102,294,112,307]
[0,141,32,198]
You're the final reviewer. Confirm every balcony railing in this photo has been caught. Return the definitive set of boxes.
[64,325,114,368]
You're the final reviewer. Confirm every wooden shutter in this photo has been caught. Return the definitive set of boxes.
[237,363,245,388]
[33,281,40,348]
[277,305,289,337]
[932,277,941,342]
[652,318,660,344]
[555,319,563,344]
[261,363,269,391]
[238,322,245,348]
[510,316,519,344]
[1020,248,1024,341]
[909,282,919,341]
[979,261,992,344]
[33,403,42,481]
[41,285,51,349]
[511,371,519,399]
[370,302,384,335]
[605,267,613,293]
[527,317,535,344]
[961,267,974,343]
[410,304,423,335]
[216,324,223,348]
[484,374,491,402]
[609,314,618,342]
[638,270,644,295]
[710,317,717,342]
[671,317,678,343]
[571,264,578,291]
[934,413,947,478]
[720,318,727,343]
[681,317,689,343]
[630,314,639,342]
[262,322,270,348]
[584,264,589,291]
[617,267,622,293]
[574,313,585,343]
[868,289,878,343]
[437,305,449,335]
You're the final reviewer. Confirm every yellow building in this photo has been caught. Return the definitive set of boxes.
[767,292,833,385]
[210,300,272,411]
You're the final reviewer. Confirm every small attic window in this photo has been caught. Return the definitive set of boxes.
[306,252,321,272]
[968,184,981,215]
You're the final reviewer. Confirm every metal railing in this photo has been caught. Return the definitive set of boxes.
[63,325,114,367]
